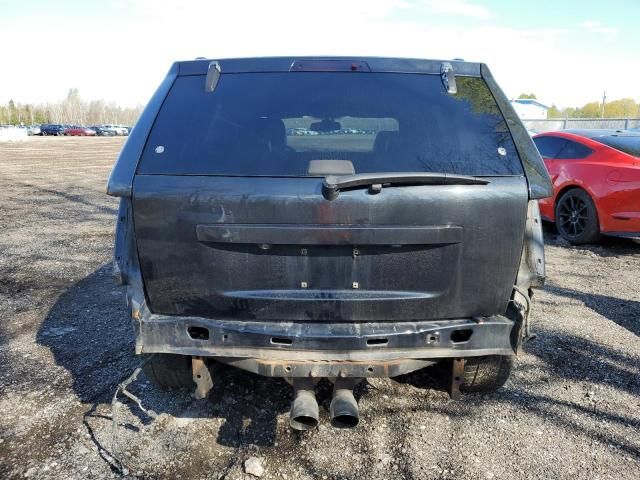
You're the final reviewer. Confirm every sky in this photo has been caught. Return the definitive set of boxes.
[0,0,639,109]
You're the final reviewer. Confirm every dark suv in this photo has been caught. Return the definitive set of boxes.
[107,57,552,429]
[40,124,66,136]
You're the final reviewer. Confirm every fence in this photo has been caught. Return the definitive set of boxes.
[522,118,640,133]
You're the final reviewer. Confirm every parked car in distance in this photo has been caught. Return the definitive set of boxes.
[103,124,129,136]
[95,125,118,135]
[534,129,640,244]
[26,125,41,136]
[39,124,67,136]
[91,125,117,136]
[63,126,96,136]
[108,56,552,430]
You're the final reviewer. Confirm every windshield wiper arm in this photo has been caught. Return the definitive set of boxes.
[322,172,489,200]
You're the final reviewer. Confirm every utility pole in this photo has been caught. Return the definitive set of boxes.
[601,90,606,118]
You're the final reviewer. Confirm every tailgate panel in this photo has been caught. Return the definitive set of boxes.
[133,175,528,322]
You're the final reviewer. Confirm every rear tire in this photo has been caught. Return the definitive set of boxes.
[555,188,600,244]
[143,354,194,390]
[461,355,513,393]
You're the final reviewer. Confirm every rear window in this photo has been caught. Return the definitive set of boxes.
[594,135,640,157]
[139,73,523,176]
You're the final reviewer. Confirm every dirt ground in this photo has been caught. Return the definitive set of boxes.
[0,137,638,480]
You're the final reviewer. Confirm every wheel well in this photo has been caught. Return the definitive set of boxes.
[553,185,601,231]
[554,185,587,210]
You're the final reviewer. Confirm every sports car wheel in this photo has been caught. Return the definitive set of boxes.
[555,188,600,244]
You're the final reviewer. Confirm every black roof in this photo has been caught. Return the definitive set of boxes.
[563,129,640,139]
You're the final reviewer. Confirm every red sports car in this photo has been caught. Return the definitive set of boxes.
[533,130,640,244]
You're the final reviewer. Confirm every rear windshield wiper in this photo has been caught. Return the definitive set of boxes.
[322,172,489,200]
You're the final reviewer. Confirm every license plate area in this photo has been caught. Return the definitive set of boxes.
[202,242,460,293]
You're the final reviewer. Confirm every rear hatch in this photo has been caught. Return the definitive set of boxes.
[132,63,528,322]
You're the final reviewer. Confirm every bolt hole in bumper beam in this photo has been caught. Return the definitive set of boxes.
[139,315,516,377]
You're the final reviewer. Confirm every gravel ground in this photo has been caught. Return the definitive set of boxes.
[0,137,638,480]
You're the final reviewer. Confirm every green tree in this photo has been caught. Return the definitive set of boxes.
[8,100,17,124]
[580,102,601,118]
[34,109,48,124]
[23,104,32,124]
[547,104,562,118]
[518,93,537,99]
[604,98,639,118]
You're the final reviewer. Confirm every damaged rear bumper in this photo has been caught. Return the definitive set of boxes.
[135,314,518,378]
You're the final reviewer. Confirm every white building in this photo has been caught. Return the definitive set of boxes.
[510,99,549,119]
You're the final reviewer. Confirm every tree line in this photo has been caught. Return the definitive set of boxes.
[2,88,637,125]
[518,93,640,119]
[0,88,143,126]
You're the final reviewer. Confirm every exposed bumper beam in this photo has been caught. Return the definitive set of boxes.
[137,314,516,365]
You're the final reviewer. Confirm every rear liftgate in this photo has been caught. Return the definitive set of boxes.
[126,59,544,429]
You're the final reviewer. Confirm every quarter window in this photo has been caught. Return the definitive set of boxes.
[533,136,567,159]
[556,140,593,159]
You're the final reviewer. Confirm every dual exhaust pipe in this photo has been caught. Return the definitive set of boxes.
[289,378,320,431]
[289,378,360,430]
